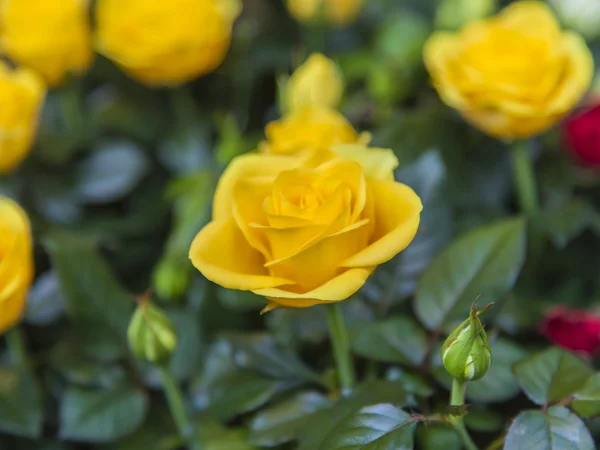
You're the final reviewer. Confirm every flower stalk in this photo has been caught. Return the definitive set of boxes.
[326,302,355,396]
[449,378,479,450]
[510,140,539,217]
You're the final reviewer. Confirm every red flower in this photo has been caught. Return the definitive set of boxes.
[564,103,600,167]
[540,307,600,356]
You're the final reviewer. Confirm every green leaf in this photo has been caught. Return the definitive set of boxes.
[197,418,259,450]
[414,218,526,332]
[385,367,434,398]
[512,347,593,405]
[351,316,428,366]
[59,384,148,443]
[572,373,600,418]
[44,234,134,361]
[74,141,150,204]
[249,391,333,447]
[504,407,594,450]
[297,381,410,450]
[25,271,64,325]
[0,369,43,439]
[111,408,180,450]
[433,338,527,403]
[463,407,503,432]
[319,403,416,450]
[538,198,600,248]
[224,333,321,384]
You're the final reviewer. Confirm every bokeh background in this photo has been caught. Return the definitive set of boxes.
[2,0,600,448]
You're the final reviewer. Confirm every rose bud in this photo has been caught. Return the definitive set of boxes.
[540,307,600,356]
[442,303,493,382]
[128,297,177,364]
[564,103,600,167]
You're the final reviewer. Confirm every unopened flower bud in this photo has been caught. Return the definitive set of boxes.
[128,298,177,364]
[435,0,496,30]
[442,303,492,381]
[153,258,191,301]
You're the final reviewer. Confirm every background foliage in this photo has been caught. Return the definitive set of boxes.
[2,0,600,449]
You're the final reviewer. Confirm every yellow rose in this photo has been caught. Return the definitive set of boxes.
[424,1,594,140]
[189,144,422,311]
[260,107,363,155]
[287,0,364,26]
[0,62,46,174]
[0,197,33,334]
[285,53,344,113]
[95,0,241,86]
[0,0,93,87]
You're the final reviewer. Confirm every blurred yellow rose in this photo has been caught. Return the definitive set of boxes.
[424,1,594,140]
[285,53,344,113]
[0,197,33,334]
[287,0,364,26]
[260,107,364,155]
[189,144,422,311]
[95,0,241,86]
[0,0,93,87]
[0,62,46,174]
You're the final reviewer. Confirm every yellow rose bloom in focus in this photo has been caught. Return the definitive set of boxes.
[0,62,46,174]
[0,197,33,334]
[95,0,241,86]
[189,144,422,311]
[424,1,594,140]
[287,0,364,26]
[285,53,344,113]
[0,0,93,87]
[261,107,362,155]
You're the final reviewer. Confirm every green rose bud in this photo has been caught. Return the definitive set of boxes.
[442,303,493,382]
[153,257,191,301]
[435,0,496,30]
[128,298,177,364]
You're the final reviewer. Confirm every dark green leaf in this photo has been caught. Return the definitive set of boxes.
[504,407,594,450]
[249,391,333,447]
[414,218,526,332]
[197,418,259,450]
[297,381,410,450]
[0,369,43,439]
[463,407,503,432]
[572,373,600,418]
[538,198,600,248]
[416,425,461,450]
[513,347,593,405]
[319,403,416,450]
[25,271,64,325]
[59,384,148,443]
[351,316,428,366]
[385,367,434,398]
[111,408,180,450]
[44,234,134,361]
[75,141,150,204]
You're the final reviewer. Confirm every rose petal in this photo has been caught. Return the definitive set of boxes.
[342,180,422,267]
[189,218,294,290]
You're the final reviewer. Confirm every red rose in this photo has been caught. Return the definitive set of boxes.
[564,103,600,167]
[539,307,600,356]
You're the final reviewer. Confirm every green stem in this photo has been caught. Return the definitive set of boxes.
[158,366,202,450]
[510,140,538,216]
[5,327,31,370]
[449,379,479,450]
[326,303,355,396]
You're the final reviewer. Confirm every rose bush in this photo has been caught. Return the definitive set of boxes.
[424,1,593,139]
[190,144,422,311]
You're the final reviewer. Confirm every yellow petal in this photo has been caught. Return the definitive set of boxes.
[212,152,303,220]
[342,180,422,267]
[253,267,373,303]
[189,218,294,290]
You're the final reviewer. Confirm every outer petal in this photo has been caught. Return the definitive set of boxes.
[189,218,294,290]
[253,267,373,303]
[342,180,422,267]
[212,152,303,220]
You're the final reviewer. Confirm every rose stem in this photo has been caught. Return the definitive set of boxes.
[326,303,355,396]
[158,365,202,450]
[449,378,479,450]
[509,140,538,216]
